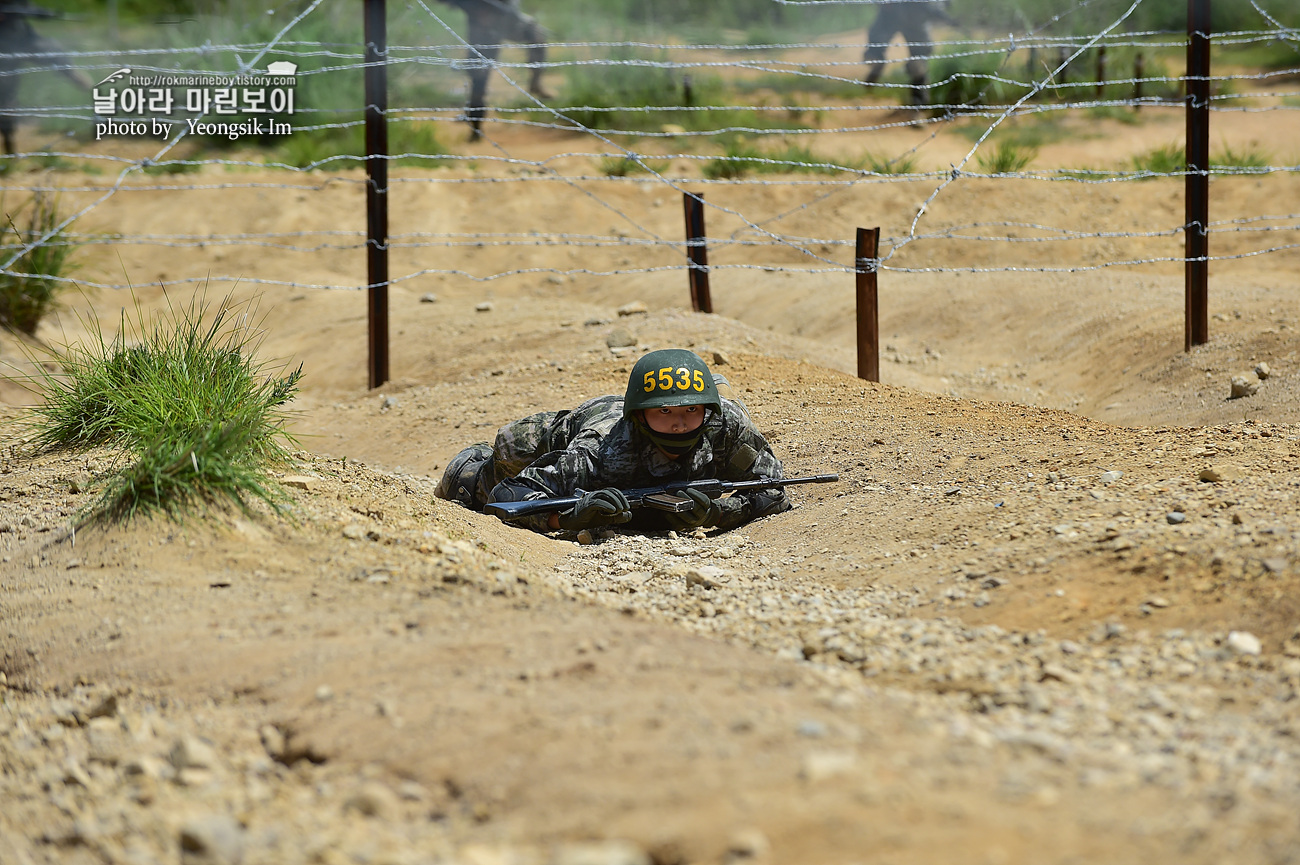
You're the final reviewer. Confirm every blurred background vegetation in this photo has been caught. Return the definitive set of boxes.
[11,0,1300,166]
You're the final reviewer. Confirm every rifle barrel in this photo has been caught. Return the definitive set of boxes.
[484,472,839,522]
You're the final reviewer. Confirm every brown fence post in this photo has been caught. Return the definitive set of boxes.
[1185,0,1211,350]
[364,0,389,388]
[1095,46,1106,97]
[1134,51,1144,110]
[855,227,880,383]
[682,192,712,313]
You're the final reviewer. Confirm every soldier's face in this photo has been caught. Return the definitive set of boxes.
[643,405,705,434]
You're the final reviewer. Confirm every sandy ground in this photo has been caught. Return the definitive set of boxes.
[3,48,1300,864]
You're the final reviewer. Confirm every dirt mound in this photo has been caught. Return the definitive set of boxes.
[4,100,1300,862]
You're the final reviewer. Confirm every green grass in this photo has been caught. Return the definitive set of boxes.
[702,138,765,179]
[273,120,449,171]
[859,152,918,175]
[0,192,79,337]
[554,49,806,137]
[1131,143,1184,177]
[703,137,848,179]
[735,72,870,102]
[1212,143,1271,172]
[1129,143,1271,179]
[141,159,202,176]
[21,293,302,523]
[598,155,672,176]
[976,140,1037,174]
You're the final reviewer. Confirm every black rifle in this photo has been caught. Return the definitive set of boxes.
[484,473,839,522]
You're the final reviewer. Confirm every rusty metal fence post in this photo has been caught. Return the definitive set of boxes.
[682,192,712,313]
[364,0,390,388]
[1185,0,1211,351]
[1134,52,1145,110]
[855,227,880,383]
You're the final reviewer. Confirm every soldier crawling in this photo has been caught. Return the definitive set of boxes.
[435,0,552,141]
[861,0,954,107]
[435,349,792,534]
[0,3,90,155]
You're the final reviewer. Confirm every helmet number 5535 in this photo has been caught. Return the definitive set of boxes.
[644,366,706,392]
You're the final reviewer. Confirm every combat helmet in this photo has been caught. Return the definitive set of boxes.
[625,349,722,455]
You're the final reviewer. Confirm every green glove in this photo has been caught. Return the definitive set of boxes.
[664,488,721,531]
[556,488,633,530]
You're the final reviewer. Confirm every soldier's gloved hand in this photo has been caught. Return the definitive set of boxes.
[556,488,632,530]
[664,488,721,531]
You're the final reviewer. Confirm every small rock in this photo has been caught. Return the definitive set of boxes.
[1146,596,1170,608]
[1039,663,1079,685]
[343,782,400,819]
[712,349,731,366]
[315,685,334,703]
[1226,631,1262,656]
[576,529,595,546]
[660,123,687,136]
[800,750,857,782]
[258,725,286,760]
[281,475,319,491]
[1230,374,1259,399]
[86,693,119,719]
[616,301,648,317]
[796,720,828,738]
[380,396,400,411]
[1166,512,1186,524]
[1262,557,1288,573]
[342,524,365,540]
[552,840,651,865]
[68,473,93,494]
[86,717,125,765]
[685,566,728,589]
[605,327,637,349]
[1198,464,1242,483]
[727,829,770,860]
[475,301,493,312]
[1099,470,1123,484]
[419,293,437,303]
[169,736,218,771]
[179,814,246,865]
[1255,361,1271,379]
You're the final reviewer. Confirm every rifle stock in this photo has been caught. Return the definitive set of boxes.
[484,473,839,522]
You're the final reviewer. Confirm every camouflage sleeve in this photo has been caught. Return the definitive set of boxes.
[487,439,603,533]
[713,401,791,531]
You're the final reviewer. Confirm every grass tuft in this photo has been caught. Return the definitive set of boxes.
[0,192,79,336]
[22,292,302,523]
[598,155,671,177]
[1129,142,1271,179]
[703,137,849,179]
[858,152,918,175]
[976,140,1037,175]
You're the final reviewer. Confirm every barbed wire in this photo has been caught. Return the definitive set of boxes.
[1,4,1298,297]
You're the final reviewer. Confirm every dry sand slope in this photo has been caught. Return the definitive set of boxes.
[3,104,1300,863]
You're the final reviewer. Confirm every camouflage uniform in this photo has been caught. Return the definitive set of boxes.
[862,1,952,106]
[437,0,550,140]
[435,393,791,534]
[0,4,89,154]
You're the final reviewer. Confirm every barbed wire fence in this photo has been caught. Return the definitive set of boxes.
[0,0,1297,384]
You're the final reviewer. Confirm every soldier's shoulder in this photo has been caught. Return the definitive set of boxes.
[717,396,760,428]
[572,393,624,416]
